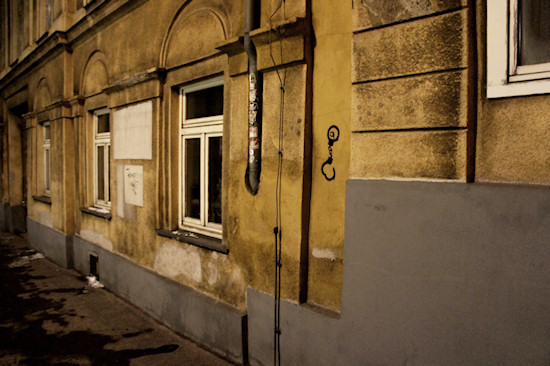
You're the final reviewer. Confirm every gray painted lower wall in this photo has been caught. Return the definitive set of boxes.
[27,217,72,268]
[248,180,550,366]
[247,288,341,366]
[72,235,246,365]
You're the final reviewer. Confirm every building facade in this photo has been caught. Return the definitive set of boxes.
[1,0,549,365]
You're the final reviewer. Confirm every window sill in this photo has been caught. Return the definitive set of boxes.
[80,207,112,220]
[487,78,550,99]
[35,32,49,44]
[32,195,51,205]
[156,229,228,254]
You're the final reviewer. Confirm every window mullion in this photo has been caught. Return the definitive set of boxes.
[200,133,206,227]
[94,142,98,203]
[104,142,109,204]
[509,0,519,77]
[205,133,211,226]
[180,135,184,226]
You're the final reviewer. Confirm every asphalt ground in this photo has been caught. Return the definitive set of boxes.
[0,231,233,366]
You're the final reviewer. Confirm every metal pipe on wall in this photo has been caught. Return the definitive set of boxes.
[244,0,262,195]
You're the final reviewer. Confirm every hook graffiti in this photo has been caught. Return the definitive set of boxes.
[321,125,339,181]
[322,158,335,181]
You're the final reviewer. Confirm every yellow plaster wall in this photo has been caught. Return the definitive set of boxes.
[261,0,306,26]
[16,0,352,312]
[72,0,179,92]
[227,65,310,304]
[351,2,471,181]
[25,53,71,233]
[70,0,253,309]
[477,96,550,184]
[306,0,352,311]
[475,3,550,185]
[26,75,53,228]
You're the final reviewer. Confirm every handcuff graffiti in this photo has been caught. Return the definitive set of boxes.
[321,125,340,181]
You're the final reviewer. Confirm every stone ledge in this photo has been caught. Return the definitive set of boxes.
[156,229,227,254]
[32,195,52,205]
[80,207,112,220]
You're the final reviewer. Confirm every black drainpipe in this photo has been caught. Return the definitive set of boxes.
[244,0,262,195]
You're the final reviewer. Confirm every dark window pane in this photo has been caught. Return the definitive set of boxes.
[44,125,50,140]
[97,113,110,133]
[185,138,201,219]
[45,149,50,191]
[97,146,104,201]
[185,85,223,119]
[107,146,110,202]
[519,0,550,66]
[208,136,222,224]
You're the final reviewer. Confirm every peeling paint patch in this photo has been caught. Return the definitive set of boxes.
[154,242,201,283]
[207,262,219,286]
[228,266,246,293]
[117,165,125,219]
[312,248,337,261]
[37,212,53,228]
[231,217,239,235]
[79,229,114,251]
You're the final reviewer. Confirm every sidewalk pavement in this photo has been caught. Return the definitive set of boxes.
[0,231,233,366]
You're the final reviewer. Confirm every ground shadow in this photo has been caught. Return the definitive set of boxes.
[0,239,179,365]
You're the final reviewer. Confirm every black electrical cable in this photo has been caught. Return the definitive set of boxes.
[269,1,286,365]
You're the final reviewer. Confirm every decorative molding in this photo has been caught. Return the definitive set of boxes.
[249,17,307,46]
[32,195,52,205]
[102,67,165,94]
[216,36,245,56]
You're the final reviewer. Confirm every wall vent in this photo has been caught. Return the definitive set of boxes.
[89,252,99,279]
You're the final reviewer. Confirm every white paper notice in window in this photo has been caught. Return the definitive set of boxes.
[124,165,143,207]
[113,101,152,160]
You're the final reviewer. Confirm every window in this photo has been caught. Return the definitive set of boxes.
[179,77,223,238]
[93,108,110,208]
[487,0,550,97]
[43,122,51,195]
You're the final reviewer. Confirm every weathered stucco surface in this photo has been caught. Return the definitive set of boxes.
[353,10,468,82]
[227,64,309,303]
[5,2,550,363]
[155,241,203,284]
[7,0,251,310]
[477,96,550,184]
[351,130,467,179]
[352,0,466,31]
[352,70,468,131]
[475,3,550,185]
[306,1,352,310]
[79,229,114,252]
[351,5,472,181]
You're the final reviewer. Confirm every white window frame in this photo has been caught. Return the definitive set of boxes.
[43,122,51,196]
[93,108,111,209]
[179,77,223,238]
[487,0,550,98]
